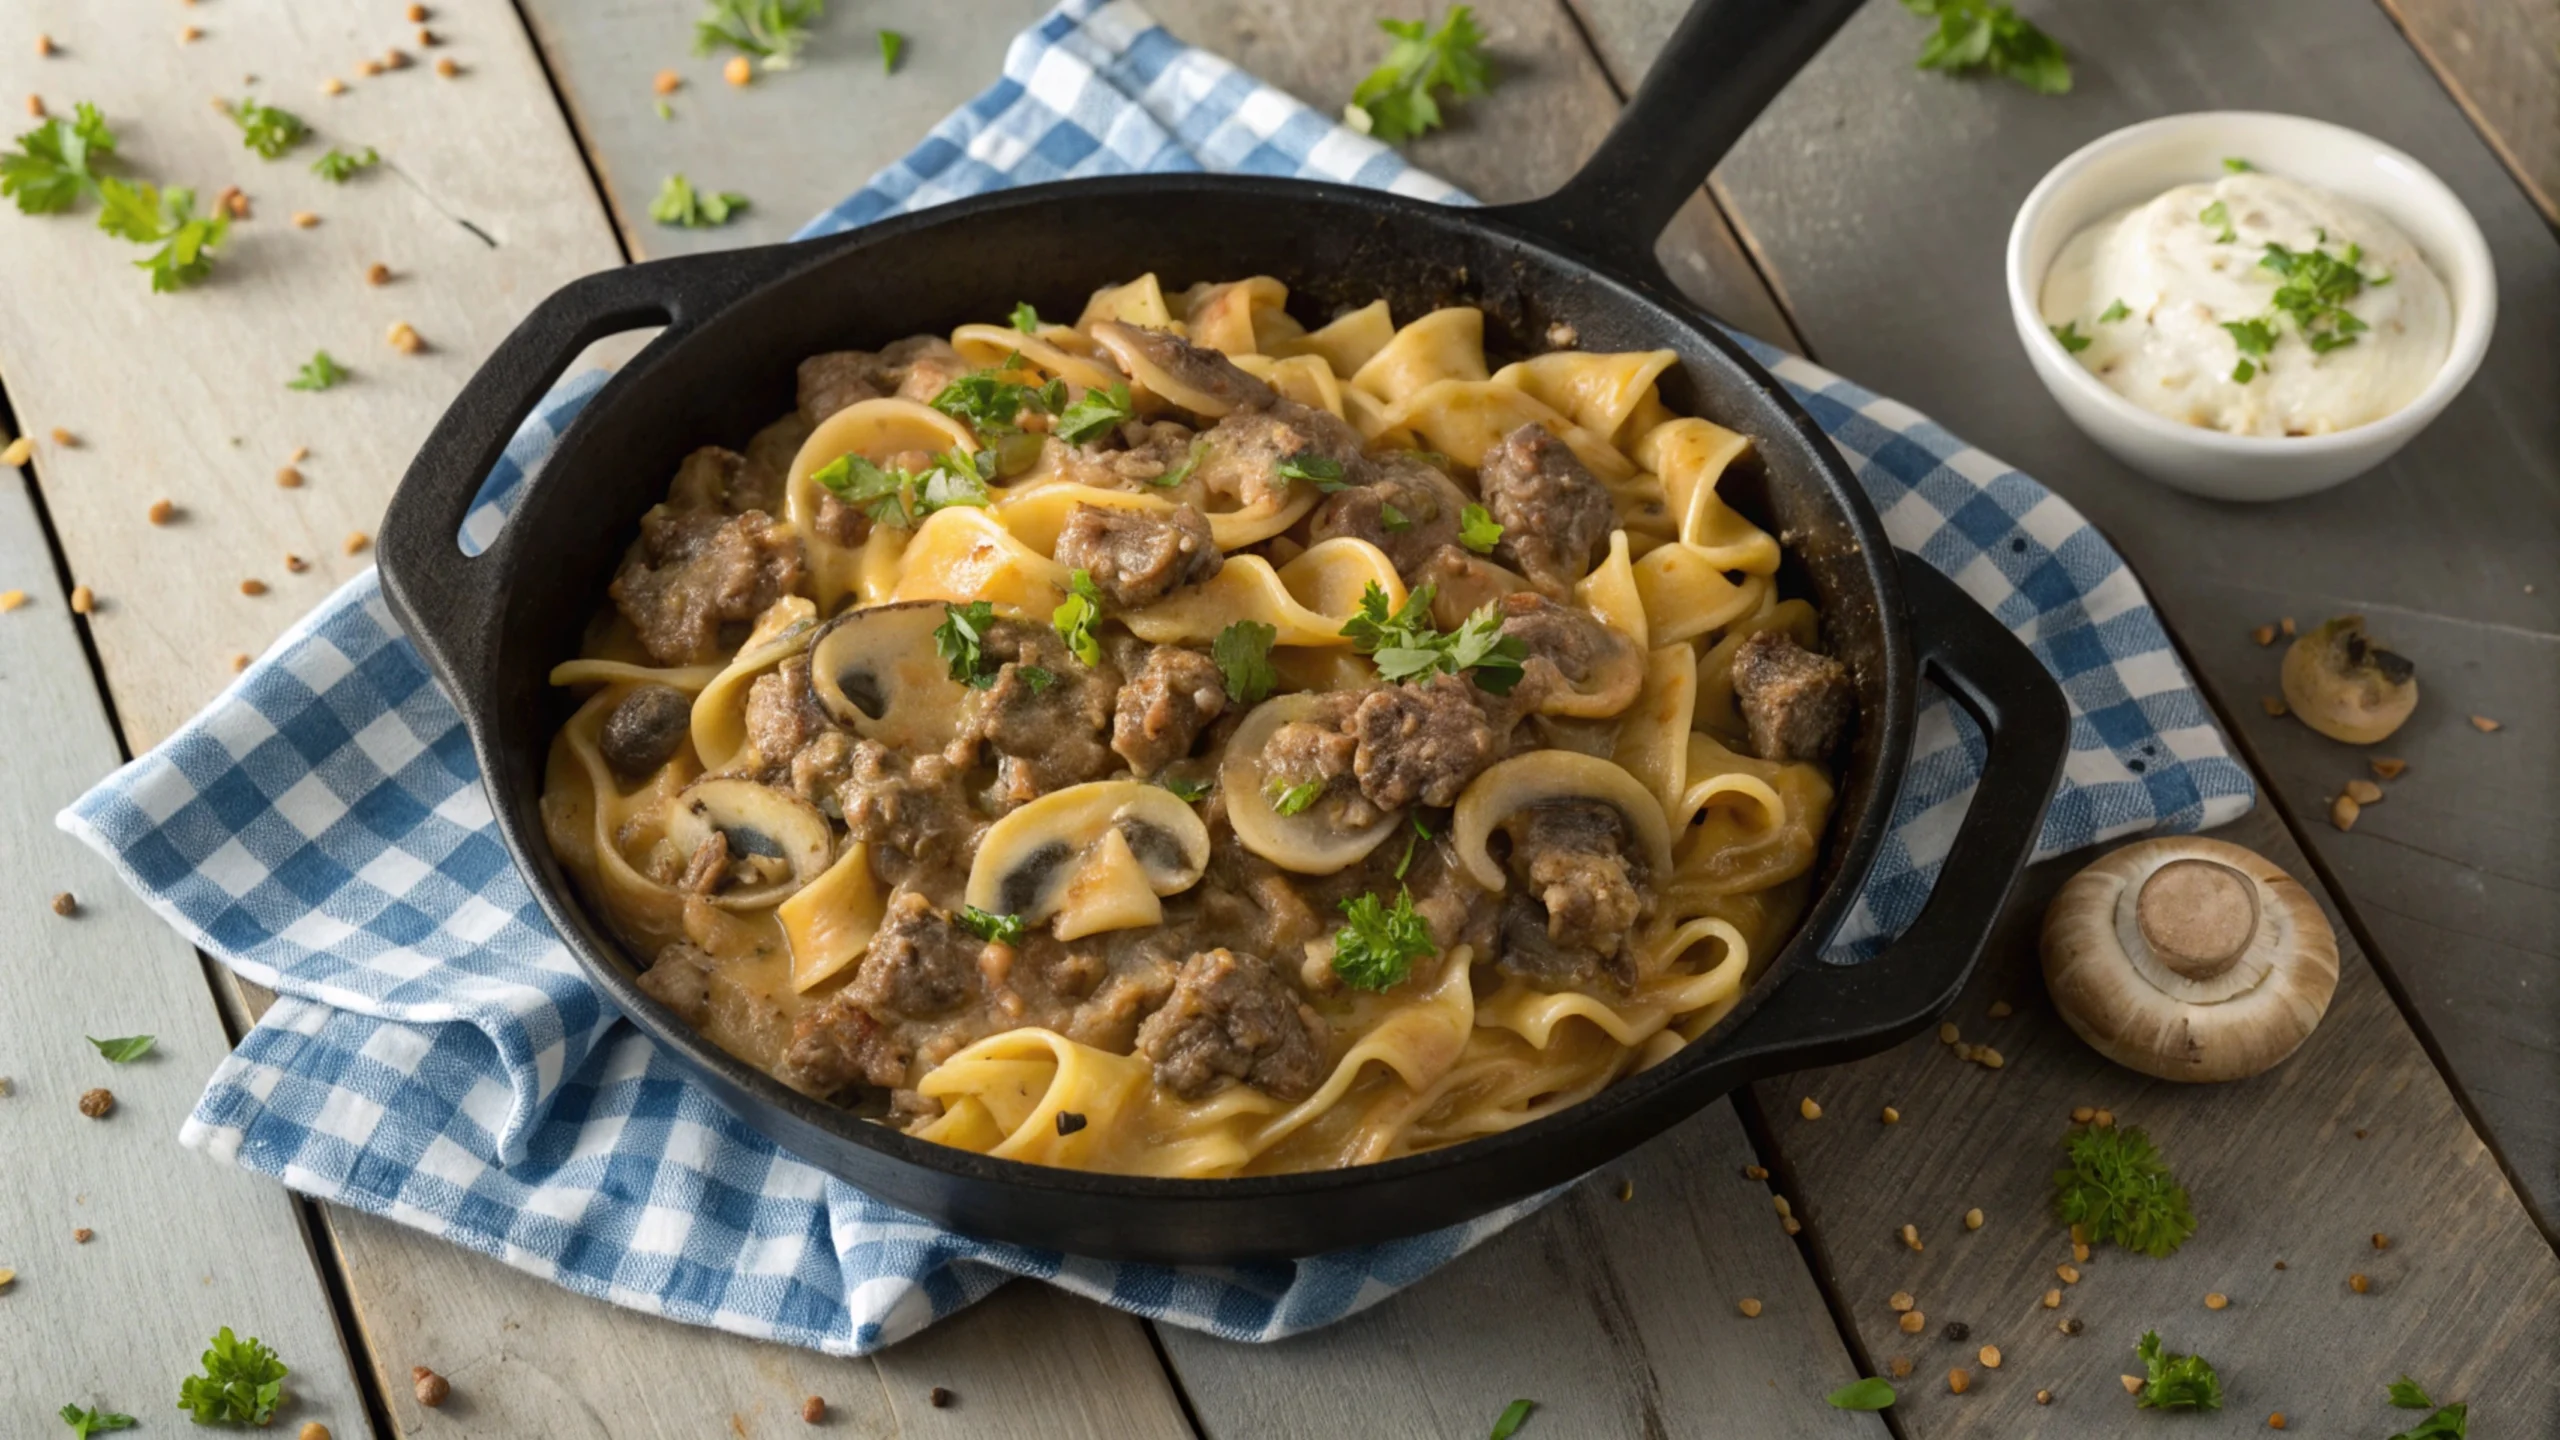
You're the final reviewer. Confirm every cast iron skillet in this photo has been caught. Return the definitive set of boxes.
[378,0,2069,1263]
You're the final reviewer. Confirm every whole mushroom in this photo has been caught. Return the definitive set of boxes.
[2279,615,2416,744]
[2041,836,2338,1083]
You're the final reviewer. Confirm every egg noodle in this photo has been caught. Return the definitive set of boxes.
[541,274,1837,1178]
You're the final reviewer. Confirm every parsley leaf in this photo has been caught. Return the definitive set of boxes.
[811,450,991,527]
[177,1326,289,1425]
[2097,297,2131,324]
[956,906,1026,945]
[1901,0,2071,94]
[2050,320,2091,354]
[2390,1378,2436,1410]
[1213,620,1278,705]
[86,1034,155,1063]
[2223,317,2278,359]
[1267,776,1325,817]
[2199,198,2236,243]
[650,173,748,228]
[2230,358,2257,384]
[2390,1401,2469,1440]
[1437,604,1527,694]
[2133,1330,2222,1410]
[57,1403,137,1438]
[2223,156,2255,173]
[1379,502,1411,532]
[310,145,379,183]
[1160,774,1211,803]
[1345,7,1494,144]
[1458,502,1504,553]
[225,98,307,159]
[1333,887,1434,991]
[1277,450,1348,490]
[95,179,228,293]
[1153,436,1209,488]
[1008,301,1041,334]
[1052,569,1105,667]
[1340,582,1527,692]
[1341,580,1437,654]
[932,360,1066,437]
[288,351,347,392]
[1825,1377,1896,1410]
[1018,664,1057,693]
[2261,241,2382,355]
[934,601,1000,688]
[1394,814,1431,880]
[879,28,906,75]
[2052,1124,2194,1257]
[1488,1398,1535,1440]
[693,0,824,69]
[3,102,116,214]
[1054,382,1134,445]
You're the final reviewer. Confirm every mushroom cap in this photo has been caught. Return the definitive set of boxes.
[663,777,836,910]
[2041,836,2339,1083]
[1221,693,1403,875]
[1451,750,1674,893]
[965,780,1211,940]
[2279,615,2417,745]
[804,600,974,753]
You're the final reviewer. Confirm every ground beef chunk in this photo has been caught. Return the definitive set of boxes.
[1307,454,1474,577]
[1135,948,1329,1101]
[1498,592,1643,717]
[955,620,1124,804]
[1111,644,1226,774]
[777,991,908,1096]
[1350,673,1506,810]
[663,446,757,514]
[1193,402,1372,511]
[609,506,804,664]
[811,491,871,547]
[1479,422,1617,597]
[678,830,731,896]
[848,889,988,1021]
[635,941,718,1026]
[1091,320,1277,414]
[796,335,970,425]
[1049,419,1201,492]
[1731,629,1855,762]
[743,656,856,802]
[1052,503,1223,608]
[1492,800,1649,991]
[737,416,810,515]
[833,739,980,878]
[600,684,693,779]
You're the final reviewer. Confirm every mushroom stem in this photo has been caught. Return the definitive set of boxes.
[2134,858,2259,982]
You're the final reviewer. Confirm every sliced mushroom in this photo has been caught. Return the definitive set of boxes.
[2280,615,2417,744]
[2041,836,2339,1082]
[805,600,974,754]
[662,777,835,910]
[1222,693,1404,875]
[1500,592,1646,719]
[964,780,1210,941]
[1451,751,1674,893]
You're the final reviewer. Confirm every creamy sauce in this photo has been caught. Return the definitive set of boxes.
[2040,172,2451,437]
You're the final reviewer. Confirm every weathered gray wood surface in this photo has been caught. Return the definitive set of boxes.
[0,469,371,1432]
[1575,0,2560,1235]
[1753,802,2560,1433]
[2381,0,2560,225]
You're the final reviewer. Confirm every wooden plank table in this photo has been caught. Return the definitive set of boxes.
[2,0,2553,1434]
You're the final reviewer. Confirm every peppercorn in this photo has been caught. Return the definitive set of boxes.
[1941,1321,1970,1343]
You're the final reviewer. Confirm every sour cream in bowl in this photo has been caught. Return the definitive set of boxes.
[2007,113,2495,501]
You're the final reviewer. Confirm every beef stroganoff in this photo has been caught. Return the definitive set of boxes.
[541,274,1853,1178]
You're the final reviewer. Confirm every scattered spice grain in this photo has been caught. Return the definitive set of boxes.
[1888,1357,1913,1379]
[1938,1022,1960,1044]
[277,465,304,488]
[1772,1195,1792,1219]
[300,1424,332,1440]
[322,77,347,96]
[2121,1374,2144,1394]
[1948,1368,1970,1395]
[72,1227,91,1243]
[179,25,203,43]
[2042,1288,2061,1309]
[50,892,76,916]
[345,531,370,555]
[1,436,28,467]
[407,2,429,19]
[387,320,424,353]
[240,578,268,596]
[2274,1260,2287,1270]
[148,498,176,525]
[56,427,81,445]
[2372,1232,2389,1250]
[1782,1216,1801,1236]
[1799,1096,1822,1120]
[928,1386,953,1408]
[2057,1263,2080,1284]
[1617,1179,1633,1202]
[285,554,308,574]
[2268,1414,2287,1429]
[434,56,458,78]
[2331,794,2361,831]
[1974,1047,2006,1069]
[1741,1164,1767,1181]
[2093,1109,2114,1127]
[291,210,319,228]
[2,590,27,611]
[654,69,682,95]
[413,1365,450,1407]
[1964,1207,1984,1231]
[37,34,56,56]
[26,94,42,117]
[230,654,250,673]
[2260,695,2287,717]
[2470,715,2502,732]
[69,584,94,614]
[2073,1241,2091,1264]
[384,48,411,70]
[367,262,392,285]
[2070,1105,2094,1123]
[1737,1297,1762,1317]
[417,29,438,47]
[1889,1291,1915,1312]
[2205,1292,2229,1310]
[78,1087,113,1118]
[2280,616,2296,637]
[1900,1223,1923,1251]
[1942,1321,1970,1343]
[1899,1309,1927,1334]
[2035,1389,2053,1406]
[2371,757,2407,780]
[1988,1000,2013,1018]
[1979,1345,2001,1369]
[724,55,752,85]
[2349,1272,2370,1293]
[0,1266,17,1288]
[800,1396,824,1424]
[2346,778,2382,804]
[1881,1106,1901,1124]
[357,58,383,77]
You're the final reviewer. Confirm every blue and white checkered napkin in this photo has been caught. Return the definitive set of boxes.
[60,0,2253,1357]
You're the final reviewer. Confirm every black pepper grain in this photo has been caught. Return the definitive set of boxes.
[2062,1316,2084,1336]
[928,1386,954,1409]
[1054,1111,1087,1136]
[1942,1321,1970,1343]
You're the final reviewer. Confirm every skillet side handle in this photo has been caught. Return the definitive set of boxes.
[1485,0,1864,287]
[376,244,810,699]
[1711,554,2070,1076]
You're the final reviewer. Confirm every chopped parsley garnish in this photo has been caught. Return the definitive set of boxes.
[226,98,307,159]
[933,601,1001,688]
[650,173,748,227]
[177,1326,289,1425]
[1212,620,1278,705]
[1379,502,1412,533]
[1278,450,1349,490]
[1345,7,1494,143]
[1901,0,2071,94]
[1054,382,1135,445]
[2391,1377,2436,1410]
[1394,814,1431,880]
[809,451,989,528]
[2097,297,2131,324]
[1160,774,1211,803]
[2223,156,2255,173]
[879,28,907,75]
[2049,320,2091,354]
[57,1404,137,1438]
[95,179,227,293]
[1457,502,1504,554]
[1333,887,1434,991]
[694,0,824,70]
[2263,240,2383,353]
[1341,583,1526,693]
[86,1034,155,1063]
[310,145,379,183]
[956,906,1026,945]
[2387,1379,2468,1440]
[3,102,115,214]
[2132,1331,2222,1410]
[1008,300,1041,334]
[1487,1398,1536,1440]
[2230,358,2256,384]
[932,360,1066,437]
[1153,436,1209,488]
[2198,198,2235,244]
[1266,776,1325,817]
[2222,317,2278,357]
[1824,1377,1896,1410]
[2052,1123,2194,1257]
[1052,569,1105,666]
[288,351,348,392]
[1018,665,1057,694]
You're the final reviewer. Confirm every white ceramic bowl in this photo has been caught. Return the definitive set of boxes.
[2006,111,2496,502]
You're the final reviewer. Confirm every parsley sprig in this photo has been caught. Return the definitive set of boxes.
[177,1326,289,1425]
[1212,621,1278,705]
[2132,1330,2222,1410]
[933,601,1003,688]
[2049,320,2092,354]
[2,102,116,215]
[96,179,228,293]
[1333,887,1435,991]
[1902,0,2070,93]
[310,145,379,183]
[1340,582,1526,694]
[2388,1378,2468,1440]
[1052,569,1106,666]
[956,906,1026,945]
[225,98,307,160]
[2052,1124,2194,1257]
[57,1404,137,1438]
[650,173,748,228]
[288,351,348,392]
[1055,382,1135,445]
[932,358,1066,438]
[1457,502,1503,553]
[1278,451,1348,490]
[1267,776,1325,816]
[2214,240,2389,379]
[810,450,991,528]
[1154,436,1209,488]
[1345,7,1494,144]
[694,0,824,70]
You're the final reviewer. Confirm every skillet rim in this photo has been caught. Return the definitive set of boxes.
[475,171,1918,1205]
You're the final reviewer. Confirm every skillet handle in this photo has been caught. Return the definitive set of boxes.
[1484,0,1863,288]
[376,243,813,698]
[1710,553,2069,1078]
